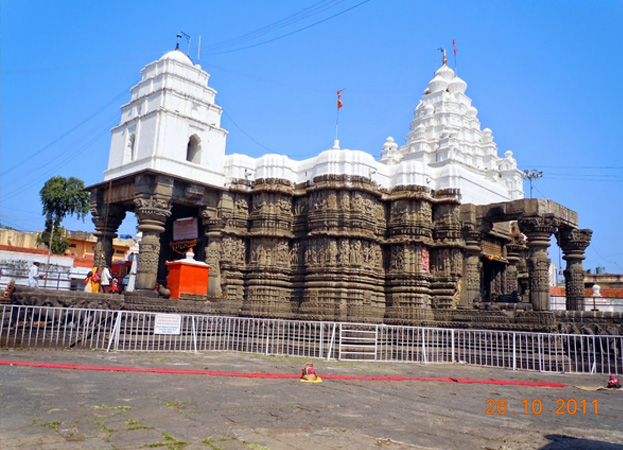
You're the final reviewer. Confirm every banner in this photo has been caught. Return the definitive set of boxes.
[173,217,198,241]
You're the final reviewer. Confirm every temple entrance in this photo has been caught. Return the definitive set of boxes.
[157,205,205,287]
[481,256,506,302]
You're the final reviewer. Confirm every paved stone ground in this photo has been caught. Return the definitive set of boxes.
[1,349,622,450]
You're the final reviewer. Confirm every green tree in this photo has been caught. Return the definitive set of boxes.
[38,176,90,254]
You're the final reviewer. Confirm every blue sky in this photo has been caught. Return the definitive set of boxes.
[1,0,622,273]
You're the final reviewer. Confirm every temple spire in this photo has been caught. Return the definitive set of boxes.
[439,47,447,65]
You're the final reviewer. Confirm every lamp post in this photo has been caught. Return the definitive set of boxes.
[522,169,543,199]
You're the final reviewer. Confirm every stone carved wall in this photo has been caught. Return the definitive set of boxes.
[296,178,386,322]
[243,181,295,318]
[89,172,590,325]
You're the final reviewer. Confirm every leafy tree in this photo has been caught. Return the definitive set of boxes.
[38,176,90,254]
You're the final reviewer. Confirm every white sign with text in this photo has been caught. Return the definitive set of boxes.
[154,313,182,335]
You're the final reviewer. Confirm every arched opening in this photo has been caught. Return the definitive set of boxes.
[128,134,136,161]
[186,135,201,164]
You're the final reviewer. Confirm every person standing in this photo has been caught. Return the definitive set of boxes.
[27,262,41,288]
[100,266,112,293]
[90,267,100,293]
[83,271,93,293]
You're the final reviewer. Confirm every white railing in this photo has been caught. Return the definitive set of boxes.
[1,304,621,375]
[550,295,623,312]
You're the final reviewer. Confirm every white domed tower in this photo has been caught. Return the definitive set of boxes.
[105,48,228,186]
[384,56,524,204]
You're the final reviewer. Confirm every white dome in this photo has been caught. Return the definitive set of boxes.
[434,64,455,81]
[467,106,478,118]
[447,76,467,94]
[159,49,193,65]
[427,74,448,93]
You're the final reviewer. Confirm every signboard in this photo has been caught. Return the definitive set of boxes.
[173,217,198,241]
[154,313,182,335]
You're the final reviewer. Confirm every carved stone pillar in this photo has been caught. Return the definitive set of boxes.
[134,196,172,291]
[200,205,224,297]
[89,186,127,268]
[461,228,482,307]
[558,228,592,311]
[90,199,126,268]
[519,217,556,311]
[505,244,524,297]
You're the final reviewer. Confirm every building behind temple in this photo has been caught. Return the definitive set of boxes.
[87,48,592,323]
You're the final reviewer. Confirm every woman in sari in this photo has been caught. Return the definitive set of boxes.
[90,268,101,293]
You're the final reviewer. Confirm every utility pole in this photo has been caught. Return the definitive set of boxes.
[522,169,543,199]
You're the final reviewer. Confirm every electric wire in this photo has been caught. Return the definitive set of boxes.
[203,0,350,51]
[1,0,368,74]
[2,118,117,202]
[0,83,133,176]
[204,0,372,55]
[222,110,277,154]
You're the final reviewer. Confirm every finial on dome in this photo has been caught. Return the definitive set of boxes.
[439,47,447,65]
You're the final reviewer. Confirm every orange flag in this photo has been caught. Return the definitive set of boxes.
[337,90,343,110]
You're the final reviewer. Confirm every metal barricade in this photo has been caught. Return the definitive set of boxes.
[1,304,621,375]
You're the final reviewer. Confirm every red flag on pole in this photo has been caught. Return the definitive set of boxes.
[337,90,343,110]
[453,39,456,56]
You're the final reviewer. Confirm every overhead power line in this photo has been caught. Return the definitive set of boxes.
[1,83,134,176]
[204,0,350,52]
[204,0,372,55]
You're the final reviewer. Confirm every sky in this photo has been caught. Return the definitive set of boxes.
[1,0,622,274]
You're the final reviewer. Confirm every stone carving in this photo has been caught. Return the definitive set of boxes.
[352,193,364,211]
[338,239,349,265]
[235,197,248,213]
[253,197,268,213]
[510,222,525,245]
[249,240,291,268]
[274,241,290,266]
[390,246,405,271]
[290,242,301,266]
[421,247,430,272]
[327,240,338,265]
[339,191,350,209]
[327,192,338,209]
[134,196,171,214]
[205,240,222,265]
[294,199,308,215]
[277,197,291,214]
[221,237,245,265]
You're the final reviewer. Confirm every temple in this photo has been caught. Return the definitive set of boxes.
[86,48,592,323]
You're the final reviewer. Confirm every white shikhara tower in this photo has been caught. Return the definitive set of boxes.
[105,49,228,186]
[105,49,523,205]
[380,59,524,203]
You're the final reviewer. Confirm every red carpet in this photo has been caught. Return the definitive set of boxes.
[0,360,570,387]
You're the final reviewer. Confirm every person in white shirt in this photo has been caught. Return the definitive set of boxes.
[27,262,41,288]
[100,266,112,293]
